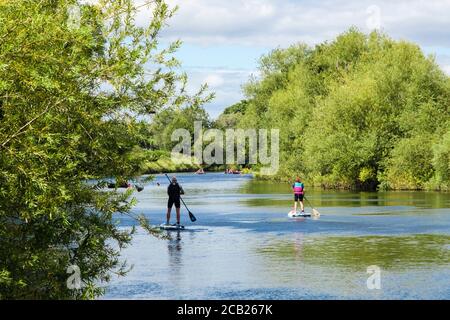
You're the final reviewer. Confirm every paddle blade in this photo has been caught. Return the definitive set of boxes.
[312,208,321,216]
[189,211,197,222]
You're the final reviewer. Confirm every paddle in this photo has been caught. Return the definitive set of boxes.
[164,173,197,222]
[304,195,321,217]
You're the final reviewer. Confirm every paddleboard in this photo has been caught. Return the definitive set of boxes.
[159,223,185,230]
[288,210,312,218]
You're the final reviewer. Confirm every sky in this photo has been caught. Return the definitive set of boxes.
[133,0,450,118]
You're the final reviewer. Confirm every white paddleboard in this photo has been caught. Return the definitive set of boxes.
[159,223,185,230]
[288,210,312,218]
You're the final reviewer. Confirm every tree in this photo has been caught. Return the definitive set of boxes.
[150,104,211,151]
[0,0,210,299]
[214,100,248,130]
[224,29,450,189]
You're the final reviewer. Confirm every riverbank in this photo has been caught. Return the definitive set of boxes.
[252,171,450,192]
[139,150,446,191]
[141,156,448,191]
[141,150,254,174]
[140,150,201,174]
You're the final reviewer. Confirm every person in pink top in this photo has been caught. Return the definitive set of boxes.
[292,177,305,213]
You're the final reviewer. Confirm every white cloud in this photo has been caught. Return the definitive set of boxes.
[126,0,450,48]
[79,0,98,4]
[182,67,254,118]
[432,52,450,75]
[203,74,225,88]
[133,0,450,115]
[443,65,450,75]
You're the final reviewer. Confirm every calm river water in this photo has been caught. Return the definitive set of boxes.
[102,173,450,299]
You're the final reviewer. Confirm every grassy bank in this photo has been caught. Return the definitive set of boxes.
[140,150,201,174]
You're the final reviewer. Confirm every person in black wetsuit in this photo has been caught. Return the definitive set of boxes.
[166,176,184,226]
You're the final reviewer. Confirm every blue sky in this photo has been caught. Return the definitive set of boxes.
[135,0,450,118]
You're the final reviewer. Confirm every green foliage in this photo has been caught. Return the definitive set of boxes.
[140,149,201,173]
[222,100,249,115]
[429,129,450,190]
[150,104,211,151]
[382,135,435,190]
[226,28,450,190]
[214,100,248,130]
[0,0,210,299]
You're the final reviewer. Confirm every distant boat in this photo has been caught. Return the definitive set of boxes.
[107,182,144,192]
[107,182,131,189]
[225,169,241,175]
[195,168,205,174]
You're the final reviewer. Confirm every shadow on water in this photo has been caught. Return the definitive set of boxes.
[257,234,450,271]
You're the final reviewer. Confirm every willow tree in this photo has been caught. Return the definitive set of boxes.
[232,29,449,190]
[0,0,210,299]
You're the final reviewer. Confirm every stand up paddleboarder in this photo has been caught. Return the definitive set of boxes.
[292,177,305,213]
[166,176,184,226]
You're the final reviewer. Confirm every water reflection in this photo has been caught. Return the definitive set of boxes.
[258,234,450,271]
[166,230,183,283]
[291,233,305,263]
[240,180,450,209]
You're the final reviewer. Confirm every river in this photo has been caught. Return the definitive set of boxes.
[102,173,450,299]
